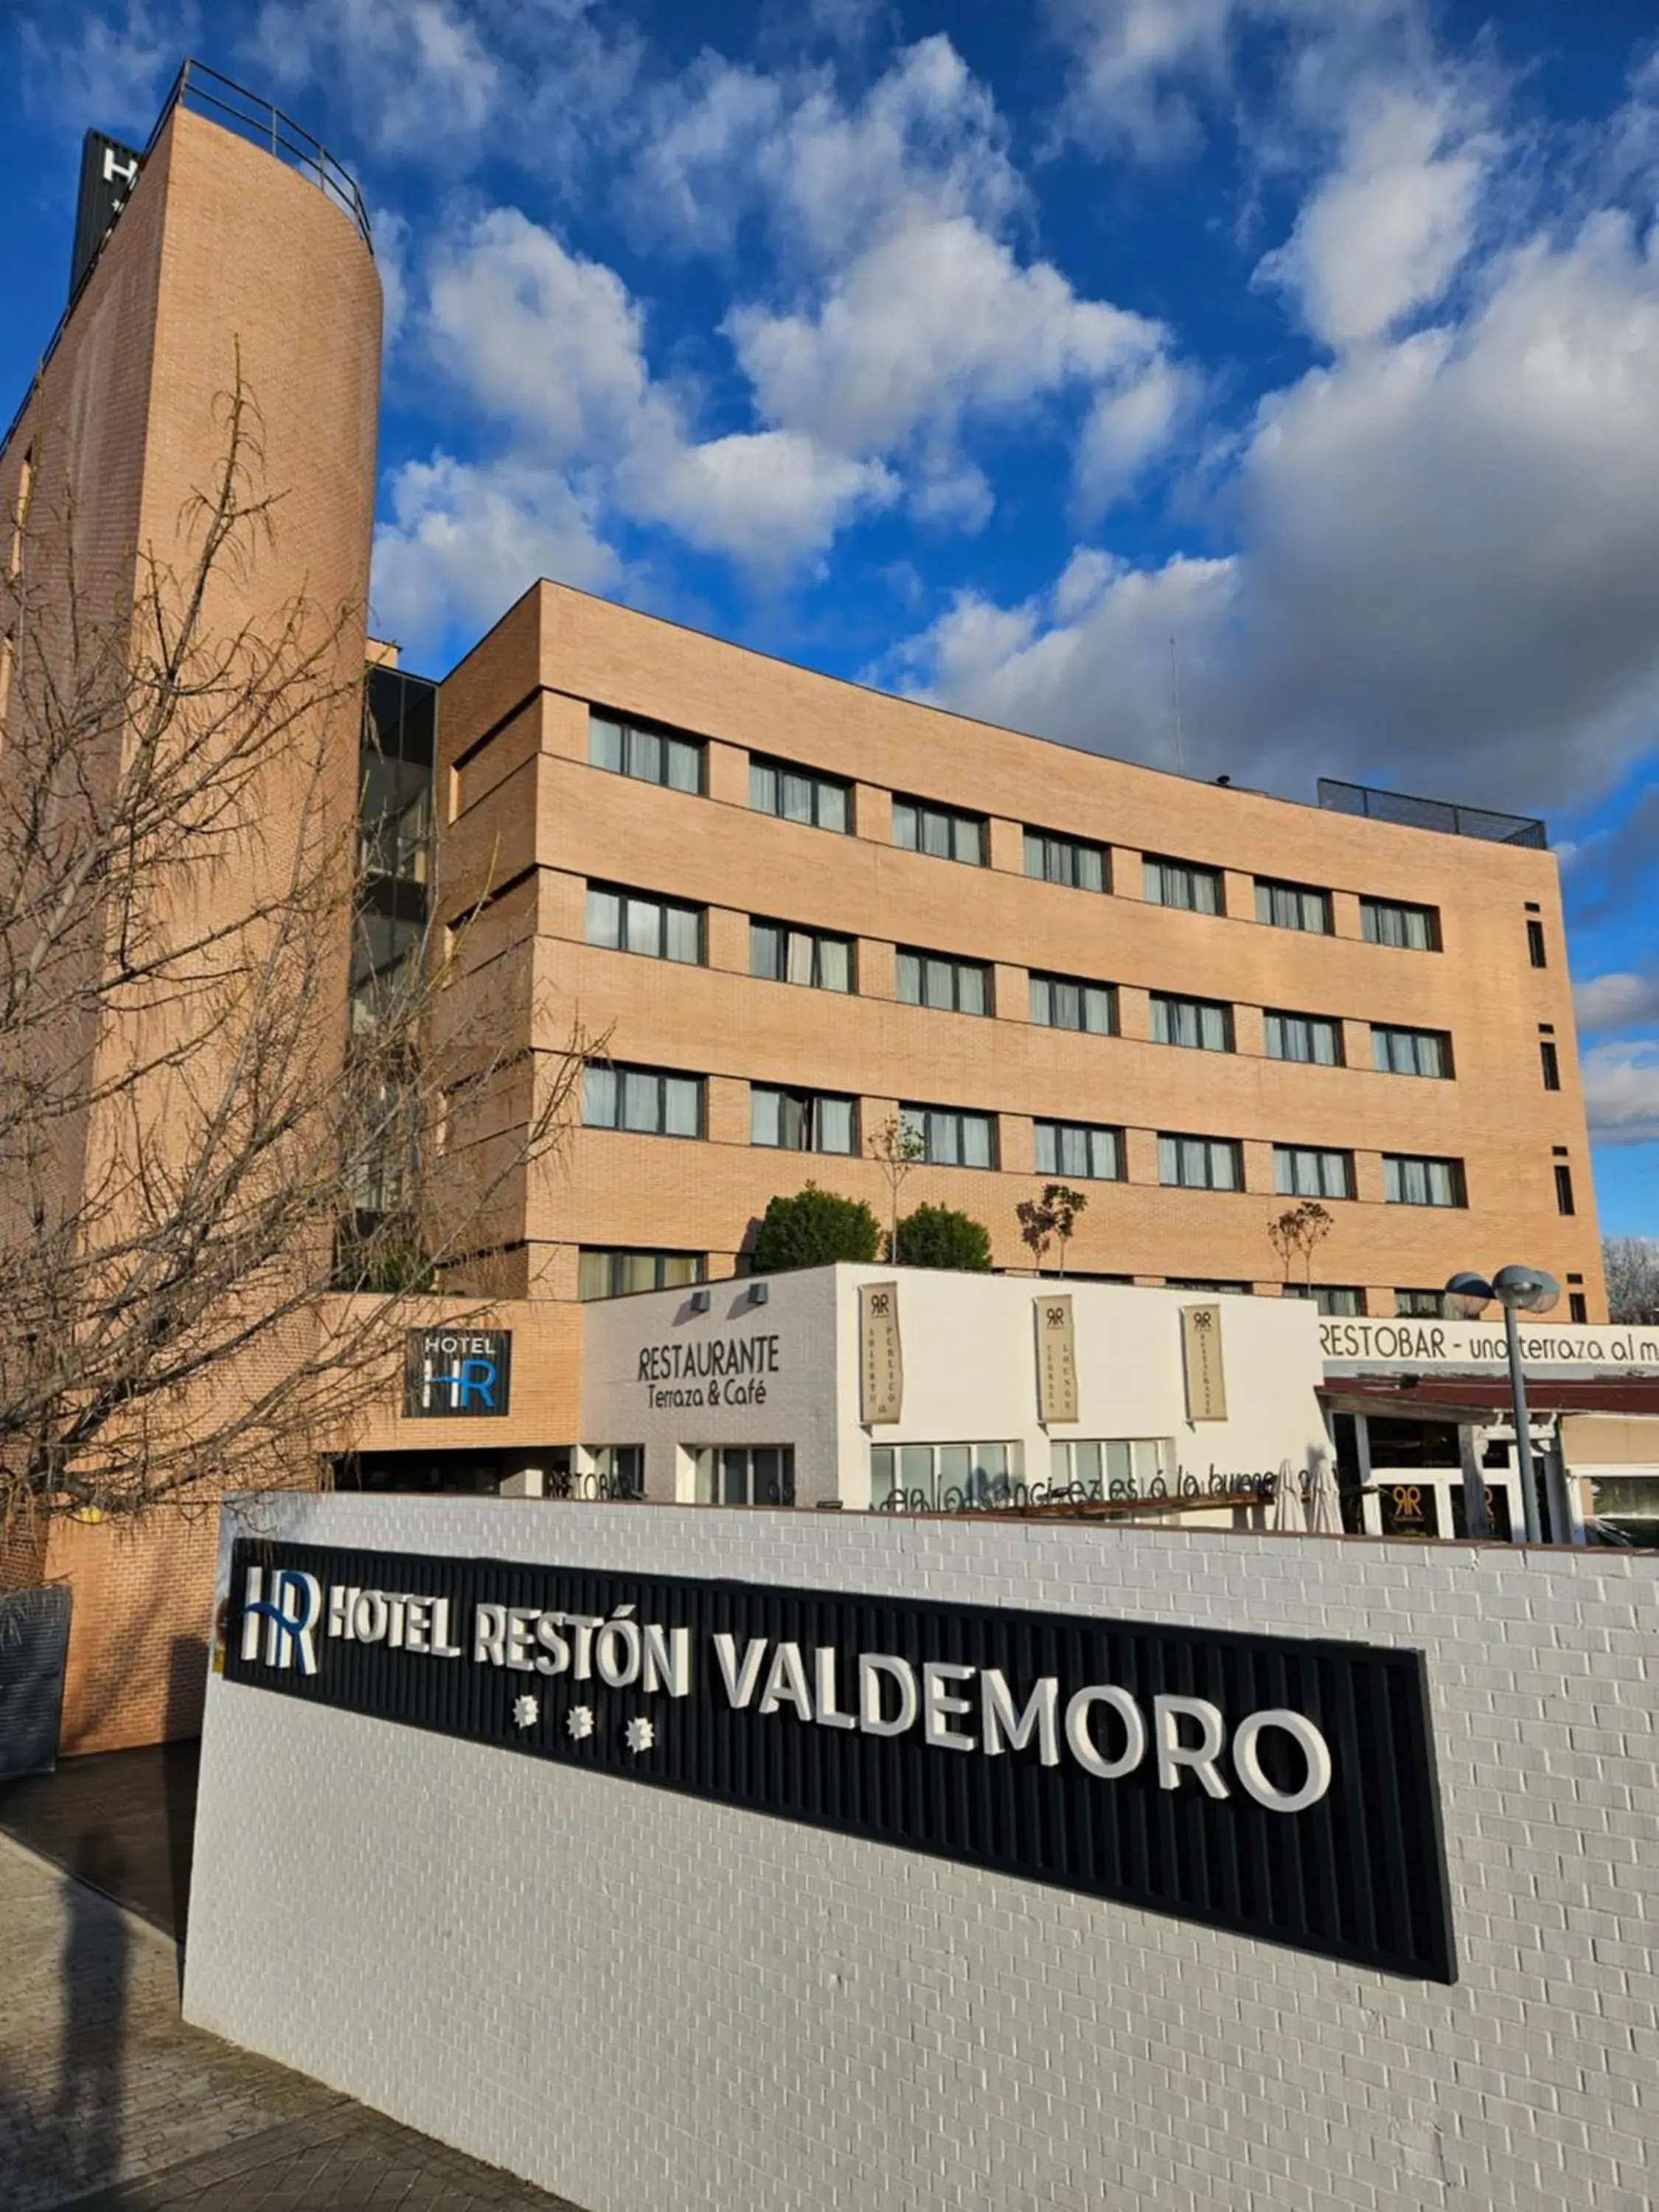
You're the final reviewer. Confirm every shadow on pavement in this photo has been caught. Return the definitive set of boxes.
[0,1739,199,1939]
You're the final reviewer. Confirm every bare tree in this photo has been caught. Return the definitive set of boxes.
[868,1111,925,1264]
[1604,1237,1659,1326]
[1016,1183,1088,1276]
[1267,1201,1333,1291]
[0,378,586,1537]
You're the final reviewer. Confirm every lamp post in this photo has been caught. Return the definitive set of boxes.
[1444,1266,1561,1545]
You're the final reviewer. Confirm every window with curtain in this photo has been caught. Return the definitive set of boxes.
[693,1446,796,1506]
[1158,1133,1242,1189]
[751,1087,857,1153]
[1254,878,1332,933]
[1361,897,1440,950]
[588,709,703,792]
[869,1442,1020,1512]
[1049,1438,1169,1496]
[1264,1009,1343,1065]
[1371,1025,1452,1077]
[750,919,853,992]
[1033,1120,1123,1180]
[1023,830,1107,891]
[1029,973,1116,1034]
[1143,856,1222,913]
[1395,1288,1446,1316]
[586,884,704,964]
[892,796,987,866]
[1273,1144,1354,1199]
[582,1062,704,1138]
[897,949,992,1015]
[1383,1154,1464,1206]
[577,1250,704,1300]
[749,754,851,832]
[1150,993,1232,1051]
[900,1105,997,1168]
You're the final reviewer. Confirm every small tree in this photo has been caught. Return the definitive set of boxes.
[894,1204,992,1272]
[868,1110,925,1264]
[1604,1237,1659,1325]
[1016,1182,1088,1276]
[1267,1200,1334,1290]
[751,1184,881,1273]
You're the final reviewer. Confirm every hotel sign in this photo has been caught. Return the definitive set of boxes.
[403,1329,512,1417]
[226,1539,1455,1980]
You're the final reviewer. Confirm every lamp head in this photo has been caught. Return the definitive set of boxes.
[1491,1265,1559,1315]
[1444,1270,1493,1318]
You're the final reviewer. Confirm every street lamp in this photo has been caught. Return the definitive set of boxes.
[1444,1265,1561,1544]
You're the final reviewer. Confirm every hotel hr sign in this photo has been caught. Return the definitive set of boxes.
[227,1540,1455,1980]
[403,1329,512,1417]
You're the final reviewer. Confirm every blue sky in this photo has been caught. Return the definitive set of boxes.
[6,0,1659,1234]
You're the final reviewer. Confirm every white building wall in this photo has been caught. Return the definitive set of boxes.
[187,1495,1655,2212]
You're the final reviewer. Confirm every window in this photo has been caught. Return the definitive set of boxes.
[1150,993,1231,1051]
[897,948,991,1015]
[1540,1039,1561,1091]
[1371,1025,1452,1078]
[577,1445,645,1498]
[1554,1162,1575,1216]
[1029,973,1116,1034]
[1527,918,1548,968]
[751,1087,856,1153]
[693,1445,796,1506]
[1256,879,1332,933]
[1383,1154,1465,1207]
[1024,830,1107,891]
[893,796,986,866]
[587,884,703,964]
[870,1442,1019,1512]
[1159,1133,1242,1190]
[1034,1119,1123,1180]
[900,1104,997,1168]
[1049,1439,1169,1499]
[1273,1144,1354,1200]
[749,754,851,832]
[1166,1279,1250,1293]
[588,709,703,793]
[577,1250,704,1301]
[1569,1293,1588,1324]
[1264,1009,1343,1066]
[751,919,853,992]
[582,1062,704,1138]
[1395,1288,1445,1318]
[1144,855,1222,914]
[1281,1285,1366,1315]
[1361,897,1439,950]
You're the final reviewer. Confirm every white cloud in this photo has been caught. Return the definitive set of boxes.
[246,0,499,155]
[1256,82,1492,347]
[1077,354,1198,507]
[1581,1040,1659,1145]
[18,1,185,135]
[370,453,619,648]
[1576,973,1659,1034]
[1045,0,1237,159]
[630,431,896,568]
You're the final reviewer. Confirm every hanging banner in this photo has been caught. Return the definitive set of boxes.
[1034,1295,1079,1425]
[225,1538,1457,1982]
[859,1281,903,1424]
[1181,1304,1228,1421]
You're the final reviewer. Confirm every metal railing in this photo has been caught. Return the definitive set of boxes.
[2,59,371,461]
[1318,777,1548,849]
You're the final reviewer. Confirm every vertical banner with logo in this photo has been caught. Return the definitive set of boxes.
[1181,1303,1228,1421]
[859,1281,903,1424]
[1034,1295,1079,1425]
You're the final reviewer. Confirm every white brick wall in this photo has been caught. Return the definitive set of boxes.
[184,1500,1658,2212]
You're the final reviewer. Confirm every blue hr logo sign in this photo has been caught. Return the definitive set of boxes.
[240,1565,321,1674]
[405,1328,512,1418]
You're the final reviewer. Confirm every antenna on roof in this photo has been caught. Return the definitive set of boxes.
[1168,637,1186,776]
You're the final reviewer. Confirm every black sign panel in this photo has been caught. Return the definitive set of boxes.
[403,1328,512,1417]
[69,131,141,299]
[226,1540,1456,1981]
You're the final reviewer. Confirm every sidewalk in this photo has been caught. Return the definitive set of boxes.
[0,1821,580,2210]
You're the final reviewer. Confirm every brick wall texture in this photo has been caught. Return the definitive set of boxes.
[186,1498,1655,2212]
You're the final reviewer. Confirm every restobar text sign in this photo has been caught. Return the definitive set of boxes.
[226,1540,1455,1980]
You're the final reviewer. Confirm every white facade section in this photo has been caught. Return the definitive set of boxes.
[577,1265,1331,1508]
[187,1495,1655,2212]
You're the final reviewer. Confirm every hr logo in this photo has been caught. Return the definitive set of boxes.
[240,1565,322,1674]
[403,1327,512,1418]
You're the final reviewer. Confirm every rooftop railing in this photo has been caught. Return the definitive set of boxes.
[1318,777,1548,849]
[2,59,371,461]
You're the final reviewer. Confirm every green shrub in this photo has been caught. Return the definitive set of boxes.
[752,1183,883,1273]
[892,1203,992,1271]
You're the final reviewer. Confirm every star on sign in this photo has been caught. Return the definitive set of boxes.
[512,1694,540,1731]
[624,1716,655,1755]
[567,1704,595,1741]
